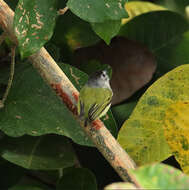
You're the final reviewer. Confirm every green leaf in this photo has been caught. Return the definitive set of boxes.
[161,30,189,73]
[118,65,189,165]
[119,11,189,75]
[67,0,128,23]
[131,163,189,189]
[120,11,188,51]
[91,20,121,44]
[0,62,92,146]
[57,168,97,190]
[14,0,57,58]
[0,135,76,170]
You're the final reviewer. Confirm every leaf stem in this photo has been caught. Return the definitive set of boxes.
[0,45,15,108]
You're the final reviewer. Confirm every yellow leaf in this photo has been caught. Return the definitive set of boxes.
[164,101,189,174]
[122,1,166,24]
[118,65,189,165]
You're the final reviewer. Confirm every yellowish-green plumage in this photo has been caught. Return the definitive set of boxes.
[78,87,112,121]
[77,70,113,125]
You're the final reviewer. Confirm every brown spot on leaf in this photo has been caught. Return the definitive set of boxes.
[22,38,29,46]
[31,24,42,30]
[183,102,189,104]
[70,68,80,85]
[15,27,20,35]
[105,3,110,8]
[118,2,122,9]
[21,29,28,36]
[22,9,26,16]
[36,12,44,27]
[25,15,29,25]
[19,16,23,23]
[18,4,23,10]
[15,115,22,119]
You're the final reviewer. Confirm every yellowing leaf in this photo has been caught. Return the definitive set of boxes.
[122,1,166,24]
[118,65,189,165]
[131,163,189,189]
[164,101,189,174]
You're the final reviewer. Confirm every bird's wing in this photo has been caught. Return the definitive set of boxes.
[88,88,112,121]
[88,100,111,121]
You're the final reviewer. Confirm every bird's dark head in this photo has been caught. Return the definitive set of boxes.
[87,70,110,88]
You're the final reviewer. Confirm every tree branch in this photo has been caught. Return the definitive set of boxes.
[0,0,140,187]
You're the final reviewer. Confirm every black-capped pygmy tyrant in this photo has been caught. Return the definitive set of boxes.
[78,70,113,126]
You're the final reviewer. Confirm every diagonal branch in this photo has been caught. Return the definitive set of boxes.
[0,0,140,187]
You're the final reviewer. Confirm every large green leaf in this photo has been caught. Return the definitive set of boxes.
[131,163,189,189]
[57,167,97,190]
[0,62,93,146]
[0,135,76,170]
[118,65,189,165]
[119,11,189,75]
[14,0,57,58]
[67,0,128,23]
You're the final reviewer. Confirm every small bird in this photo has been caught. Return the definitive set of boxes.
[78,70,113,126]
